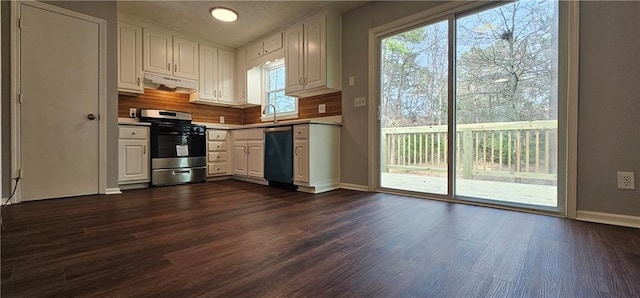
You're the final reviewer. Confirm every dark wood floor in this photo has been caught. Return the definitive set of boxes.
[1,180,639,297]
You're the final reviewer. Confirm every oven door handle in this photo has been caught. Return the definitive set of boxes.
[152,132,186,136]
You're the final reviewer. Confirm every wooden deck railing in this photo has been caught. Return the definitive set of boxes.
[381,120,557,182]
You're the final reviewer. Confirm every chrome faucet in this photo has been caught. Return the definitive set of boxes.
[263,103,278,123]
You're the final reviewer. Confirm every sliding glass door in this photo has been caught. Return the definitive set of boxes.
[379,19,449,195]
[379,0,560,210]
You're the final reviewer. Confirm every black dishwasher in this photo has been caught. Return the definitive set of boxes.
[264,126,295,188]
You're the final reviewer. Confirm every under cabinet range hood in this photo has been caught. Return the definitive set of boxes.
[143,73,197,94]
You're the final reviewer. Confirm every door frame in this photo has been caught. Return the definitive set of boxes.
[10,1,107,203]
[367,1,580,218]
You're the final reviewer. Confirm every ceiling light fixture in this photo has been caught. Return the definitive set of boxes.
[494,78,509,83]
[210,7,238,22]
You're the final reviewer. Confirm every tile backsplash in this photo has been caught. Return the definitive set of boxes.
[118,89,341,125]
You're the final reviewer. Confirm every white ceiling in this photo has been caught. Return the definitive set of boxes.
[117,1,369,48]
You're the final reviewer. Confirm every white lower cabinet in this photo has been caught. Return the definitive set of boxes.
[207,129,230,176]
[118,125,150,185]
[232,129,264,179]
[293,124,340,193]
[293,139,309,183]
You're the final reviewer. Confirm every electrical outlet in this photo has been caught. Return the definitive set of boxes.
[318,104,326,113]
[354,97,366,108]
[129,108,136,118]
[617,172,635,190]
[219,116,225,124]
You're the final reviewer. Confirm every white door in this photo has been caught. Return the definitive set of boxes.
[118,139,149,182]
[303,13,326,90]
[20,4,100,201]
[117,22,142,93]
[284,23,304,94]
[217,49,235,103]
[236,46,247,103]
[247,141,264,178]
[233,142,248,176]
[173,37,198,79]
[143,29,172,75]
[294,140,309,183]
[199,45,218,101]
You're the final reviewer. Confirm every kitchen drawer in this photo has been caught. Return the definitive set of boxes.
[208,152,228,162]
[294,125,309,139]
[208,141,227,151]
[208,130,227,141]
[208,163,228,175]
[233,128,264,140]
[119,126,148,139]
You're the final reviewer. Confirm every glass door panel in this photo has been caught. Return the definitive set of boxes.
[380,20,449,195]
[454,1,559,207]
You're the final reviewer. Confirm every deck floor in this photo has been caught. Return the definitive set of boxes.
[382,172,557,207]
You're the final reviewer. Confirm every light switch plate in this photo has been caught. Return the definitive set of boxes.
[220,116,225,124]
[318,104,326,113]
[349,76,355,86]
[354,97,366,108]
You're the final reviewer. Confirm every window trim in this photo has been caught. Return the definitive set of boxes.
[260,59,298,122]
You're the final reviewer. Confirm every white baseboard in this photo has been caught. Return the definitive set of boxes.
[1,197,13,205]
[339,183,370,192]
[104,188,122,195]
[576,210,640,228]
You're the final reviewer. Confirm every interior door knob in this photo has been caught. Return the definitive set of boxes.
[87,114,96,120]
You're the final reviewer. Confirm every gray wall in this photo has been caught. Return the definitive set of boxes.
[2,1,11,197]
[341,1,639,217]
[577,1,640,216]
[1,1,119,197]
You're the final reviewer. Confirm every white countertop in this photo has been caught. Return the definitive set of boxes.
[118,118,151,126]
[119,115,342,130]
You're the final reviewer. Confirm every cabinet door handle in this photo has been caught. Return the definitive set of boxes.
[304,77,307,86]
[174,64,178,72]
[219,90,222,97]
[143,145,146,154]
[244,147,247,154]
[265,49,268,53]
[298,77,302,86]
[294,146,298,156]
[136,77,140,86]
[167,63,171,71]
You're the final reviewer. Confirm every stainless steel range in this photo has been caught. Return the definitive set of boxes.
[140,109,206,186]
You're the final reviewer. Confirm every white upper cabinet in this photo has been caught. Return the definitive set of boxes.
[190,45,235,105]
[247,31,283,61]
[284,9,341,98]
[143,28,198,80]
[173,37,199,80]
[284,23,304,94]
[236,46,248,103]
[198,45,219,101]
[143,29,172,76]
[117,22,143,93]
[218,49,235,103]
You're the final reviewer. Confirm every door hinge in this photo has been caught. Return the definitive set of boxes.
[15,169,22,179]
[17,94,23,104]
[18,18,23,30]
